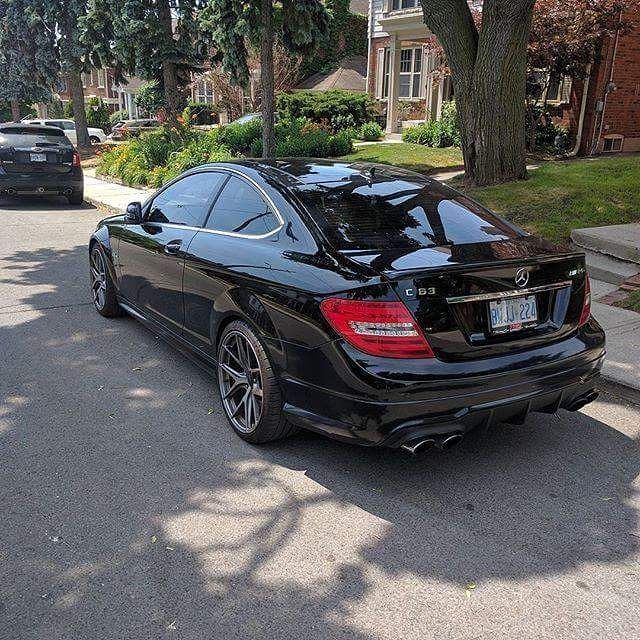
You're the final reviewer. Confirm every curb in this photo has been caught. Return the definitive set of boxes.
[84,195,122,216]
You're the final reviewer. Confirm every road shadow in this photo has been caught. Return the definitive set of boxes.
[1,241,638,639]
[0,195,95,211]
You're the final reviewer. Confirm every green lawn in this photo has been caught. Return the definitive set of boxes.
[615,289,640,313]
[341,142,464,174]
[466,156,640,243]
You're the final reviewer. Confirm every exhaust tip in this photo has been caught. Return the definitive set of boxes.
[436,433,464,451]
[5,187,16,195]
[401,438,436,455]
[568,390,599,412]
[62,187,73,196]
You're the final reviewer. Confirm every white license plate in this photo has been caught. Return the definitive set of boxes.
[30,153,47,162]
[488,295,538,333]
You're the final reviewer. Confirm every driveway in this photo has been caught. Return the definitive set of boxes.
[1,197,639,640]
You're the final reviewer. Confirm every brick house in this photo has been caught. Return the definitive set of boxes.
[366,1,640,153]
[57,69,119,113]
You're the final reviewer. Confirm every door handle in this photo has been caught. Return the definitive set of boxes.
[164,240,182,255]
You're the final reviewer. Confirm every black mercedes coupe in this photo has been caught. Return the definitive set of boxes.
[89,160,605,452]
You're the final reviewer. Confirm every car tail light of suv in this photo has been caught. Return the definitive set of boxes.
[72,152,81,167]
[320,298,435,359]
[579,276,592,327]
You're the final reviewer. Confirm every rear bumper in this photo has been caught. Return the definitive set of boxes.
[279,319,606,448]
[0,171,83,195]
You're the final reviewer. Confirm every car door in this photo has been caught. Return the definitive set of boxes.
[117,171,227,333]
[182,173,284,356]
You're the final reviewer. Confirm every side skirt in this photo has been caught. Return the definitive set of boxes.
[118,297,218,377]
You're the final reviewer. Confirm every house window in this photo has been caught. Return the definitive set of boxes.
[399,48,423,99]
[96,70,105,88]
[195,80,215,104]
[603,136,623,152]
[390,0,419,10]
[82,73,90,88]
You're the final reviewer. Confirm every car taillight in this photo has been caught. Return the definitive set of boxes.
[72,152,81,167]
[578,276,591,326]
[320,298,435,359]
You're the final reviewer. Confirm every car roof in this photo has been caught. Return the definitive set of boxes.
[0,122,67,134]
[194,158,435,189]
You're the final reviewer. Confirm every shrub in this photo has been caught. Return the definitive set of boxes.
[217,118,263,155]
[402,101,461,148]
[358,121,384,141]
[135,80,164,116]
[185,101,219,125]
[277,90,375,128]
[86,97,111,133]
[330,113,356,133]
[110,109,128,125]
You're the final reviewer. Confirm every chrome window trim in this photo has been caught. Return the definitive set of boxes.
[446,281,572,305]
[143,167,285,240]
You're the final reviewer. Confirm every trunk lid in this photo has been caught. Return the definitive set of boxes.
[0,144,74,175]
[343,237,588,362]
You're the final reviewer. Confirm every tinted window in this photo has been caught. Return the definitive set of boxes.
[295,180,518,250]
[0,128,66,146]
[147,172,225,227]
[207,176,280,235]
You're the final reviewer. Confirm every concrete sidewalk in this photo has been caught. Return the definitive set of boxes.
[83,171,640,391]
[84,168,149,214]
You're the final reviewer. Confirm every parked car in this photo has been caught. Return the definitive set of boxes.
[89,160,604,451]
[230,112,263,126]
[22,118,107,145]
[108,119,159,141]
[0,123,84,204]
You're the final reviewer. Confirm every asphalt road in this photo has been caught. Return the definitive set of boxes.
[1,196,639,640]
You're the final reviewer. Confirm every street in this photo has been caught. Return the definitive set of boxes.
[1,197,639,640]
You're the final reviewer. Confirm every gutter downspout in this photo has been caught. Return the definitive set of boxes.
[590,11,622,154]
[568,64,592,156]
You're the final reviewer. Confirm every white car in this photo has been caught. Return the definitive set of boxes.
[21,119,107,145]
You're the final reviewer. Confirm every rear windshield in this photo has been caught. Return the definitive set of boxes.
[294,179,519,251]
[0,127,66,146]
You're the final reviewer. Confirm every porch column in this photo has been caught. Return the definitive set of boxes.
[386,35,401,134]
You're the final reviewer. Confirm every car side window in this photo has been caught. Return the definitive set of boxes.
[206,176,280,236]
[61,122,75,130]
[147,172,226,227]
[45,121,63,129]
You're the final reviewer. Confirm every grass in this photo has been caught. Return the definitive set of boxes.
[341,142,464,174]
[465,156,640,243]
[615,289,640,313]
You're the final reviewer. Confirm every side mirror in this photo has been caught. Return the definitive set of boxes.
[124,201,142,224]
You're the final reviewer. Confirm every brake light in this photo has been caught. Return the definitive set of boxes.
[578,276,591,327]
[320,298,435,359]
[72,152,81,167]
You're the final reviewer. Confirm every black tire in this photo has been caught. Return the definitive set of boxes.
[67,190,84,205]
[89,136,100,145]
[217,320,297,444]
[90,244,123,318]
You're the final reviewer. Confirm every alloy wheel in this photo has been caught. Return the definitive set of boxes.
[218,330,264,433]
[90,249,107,310]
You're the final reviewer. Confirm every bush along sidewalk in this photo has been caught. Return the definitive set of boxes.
[97,115,355,188]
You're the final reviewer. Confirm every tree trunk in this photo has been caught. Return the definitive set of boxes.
[260,0,276,159]
[68,70,90,147]
[10,99,21,122]
[158,0,184,125]
[421,0,535,186]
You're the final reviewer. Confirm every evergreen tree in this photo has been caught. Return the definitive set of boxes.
[0,0,58,121]
[200,0,329,158]
[84,0,208,124]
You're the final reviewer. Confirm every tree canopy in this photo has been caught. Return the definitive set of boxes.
[0,0,59,119]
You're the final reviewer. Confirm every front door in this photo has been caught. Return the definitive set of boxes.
[116,171,225,333]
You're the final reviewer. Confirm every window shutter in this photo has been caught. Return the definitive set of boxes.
[375,48,385,99]
[560,76,572,104]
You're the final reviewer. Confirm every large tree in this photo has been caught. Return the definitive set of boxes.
[201,0,329,158]
[420,0,536,186]
[84,0,208,124]
[0,0,58,122]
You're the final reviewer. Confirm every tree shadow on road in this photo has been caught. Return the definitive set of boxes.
[1,242,638,639]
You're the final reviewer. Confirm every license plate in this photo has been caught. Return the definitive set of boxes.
[30,153,47,162]
[488,295,538,333]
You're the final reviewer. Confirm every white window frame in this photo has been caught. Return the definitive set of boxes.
[398,47,424,100]
[195,79,215,104]
[389,0,419,11]
[375,47,391,100]
[96,69,105,88]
